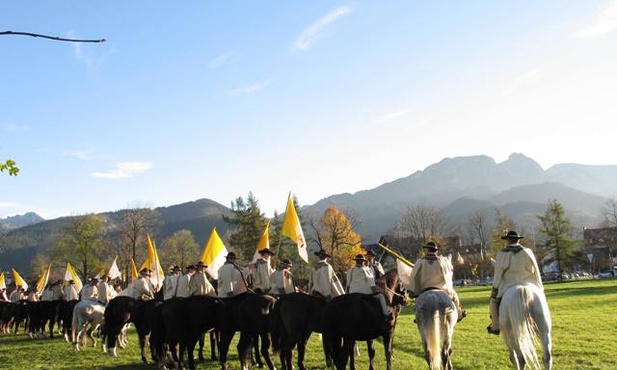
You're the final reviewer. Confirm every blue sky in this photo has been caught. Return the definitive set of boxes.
[1,1,616,219]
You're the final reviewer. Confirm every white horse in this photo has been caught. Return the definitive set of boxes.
[500,283,552,370]
[71,300,106,351]
[414,289,458,370]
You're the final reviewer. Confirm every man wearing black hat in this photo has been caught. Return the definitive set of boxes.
[176,265,195,298]
[487,231,543,335]
[409,241,467,322]
[190,261,216,297]
[252,248,275,293]
[217,252,249,297]
[81,277,99,302]
[308,249,344,301]
[365,250,385,279]
[270,259,296,295]
[163,265,182,300]
[346,254,391,320]
[133,268,154,300]
[63,280,79,301]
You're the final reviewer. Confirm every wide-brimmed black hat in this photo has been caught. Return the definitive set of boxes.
[423,241,438,250]
[226,252,237,259]
[258,248,275,256]
[280,258,293,268]
[172,265,181,271]
[501,230,525,240]
[140,268,152,275]
[186,264,196,270]
[196,261,207,268]
[353,254,367,262]
[314,249,330,258]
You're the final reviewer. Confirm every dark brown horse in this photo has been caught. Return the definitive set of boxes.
[323,269,408,370]
[216,292,277,370]
[270,292,332,370]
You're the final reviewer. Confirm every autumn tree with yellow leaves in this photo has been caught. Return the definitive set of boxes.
[309,205,365,277]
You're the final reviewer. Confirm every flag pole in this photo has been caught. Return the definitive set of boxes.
[376,242,415,268]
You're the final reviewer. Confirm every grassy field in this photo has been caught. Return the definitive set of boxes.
[0,279,615,369]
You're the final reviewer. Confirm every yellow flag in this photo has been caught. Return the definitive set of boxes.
[200,227,228,280]
[64,263,83,292]
[141,234,165,291]
[131,258,139,283]
[281,193,308,263]
[35,264,51,293]
[251,221,270,263]
[12,268,29,291]
[0,272,6,291]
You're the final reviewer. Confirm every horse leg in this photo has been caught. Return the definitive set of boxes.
[210,330,219,361]
[296,334,311,370]
[367,339,376,370]
[218,330,234,370]
[339,338,354,370]
[198,332,205,362]
[237,332,253,370]
[139,333,150,364]
[251,333,264,368]
[259,332,275,370]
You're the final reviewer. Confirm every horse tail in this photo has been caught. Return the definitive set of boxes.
[269,300,281,354]
[506,285,541,369]
[425,310,442,369]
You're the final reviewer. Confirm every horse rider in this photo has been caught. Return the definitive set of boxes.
[252,248,275,293]
[270,258,296,296]
[176,265,195,298]
[63,280,79,301]
[41,283,54,301]
[81,277,99,301]
[217,252,250,297]
[346,254,391,321]
[163,265,182,300]
[365,249,385,279]
[133,268,155,301]
[10,285,25,302]
[97,274,116,305]
[51,279,65,301]
[190,261,217,297]
[308,249,344,301]
[26,287,40,302]
[487,230,543,335]
[409,241,467,321]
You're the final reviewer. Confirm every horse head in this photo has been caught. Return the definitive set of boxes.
[377,269,410,308]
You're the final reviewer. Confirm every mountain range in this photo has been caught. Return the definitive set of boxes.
[1,153,615,274]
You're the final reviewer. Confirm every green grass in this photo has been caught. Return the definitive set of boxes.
[1,279,616,369]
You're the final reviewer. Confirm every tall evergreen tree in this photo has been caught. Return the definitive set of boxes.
[537,200,577,275]
[223,192,268,261]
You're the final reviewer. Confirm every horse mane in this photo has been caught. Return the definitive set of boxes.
[376,269,407,306]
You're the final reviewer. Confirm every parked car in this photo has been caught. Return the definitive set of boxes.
[598,270,616,279]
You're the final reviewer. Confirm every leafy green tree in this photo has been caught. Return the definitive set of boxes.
[0,159,19,176]
[53,214,105,280]
[159,229,199,270]
[223,192,268,261]
[537,200,578,275]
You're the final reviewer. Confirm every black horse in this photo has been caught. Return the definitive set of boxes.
[25,300,63,338]
[323,269,408,370]
[217,292,277,370]
[58,299,79,341]
[103,295,162,363]
[150,295,221,370]
[270,292,332,370]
